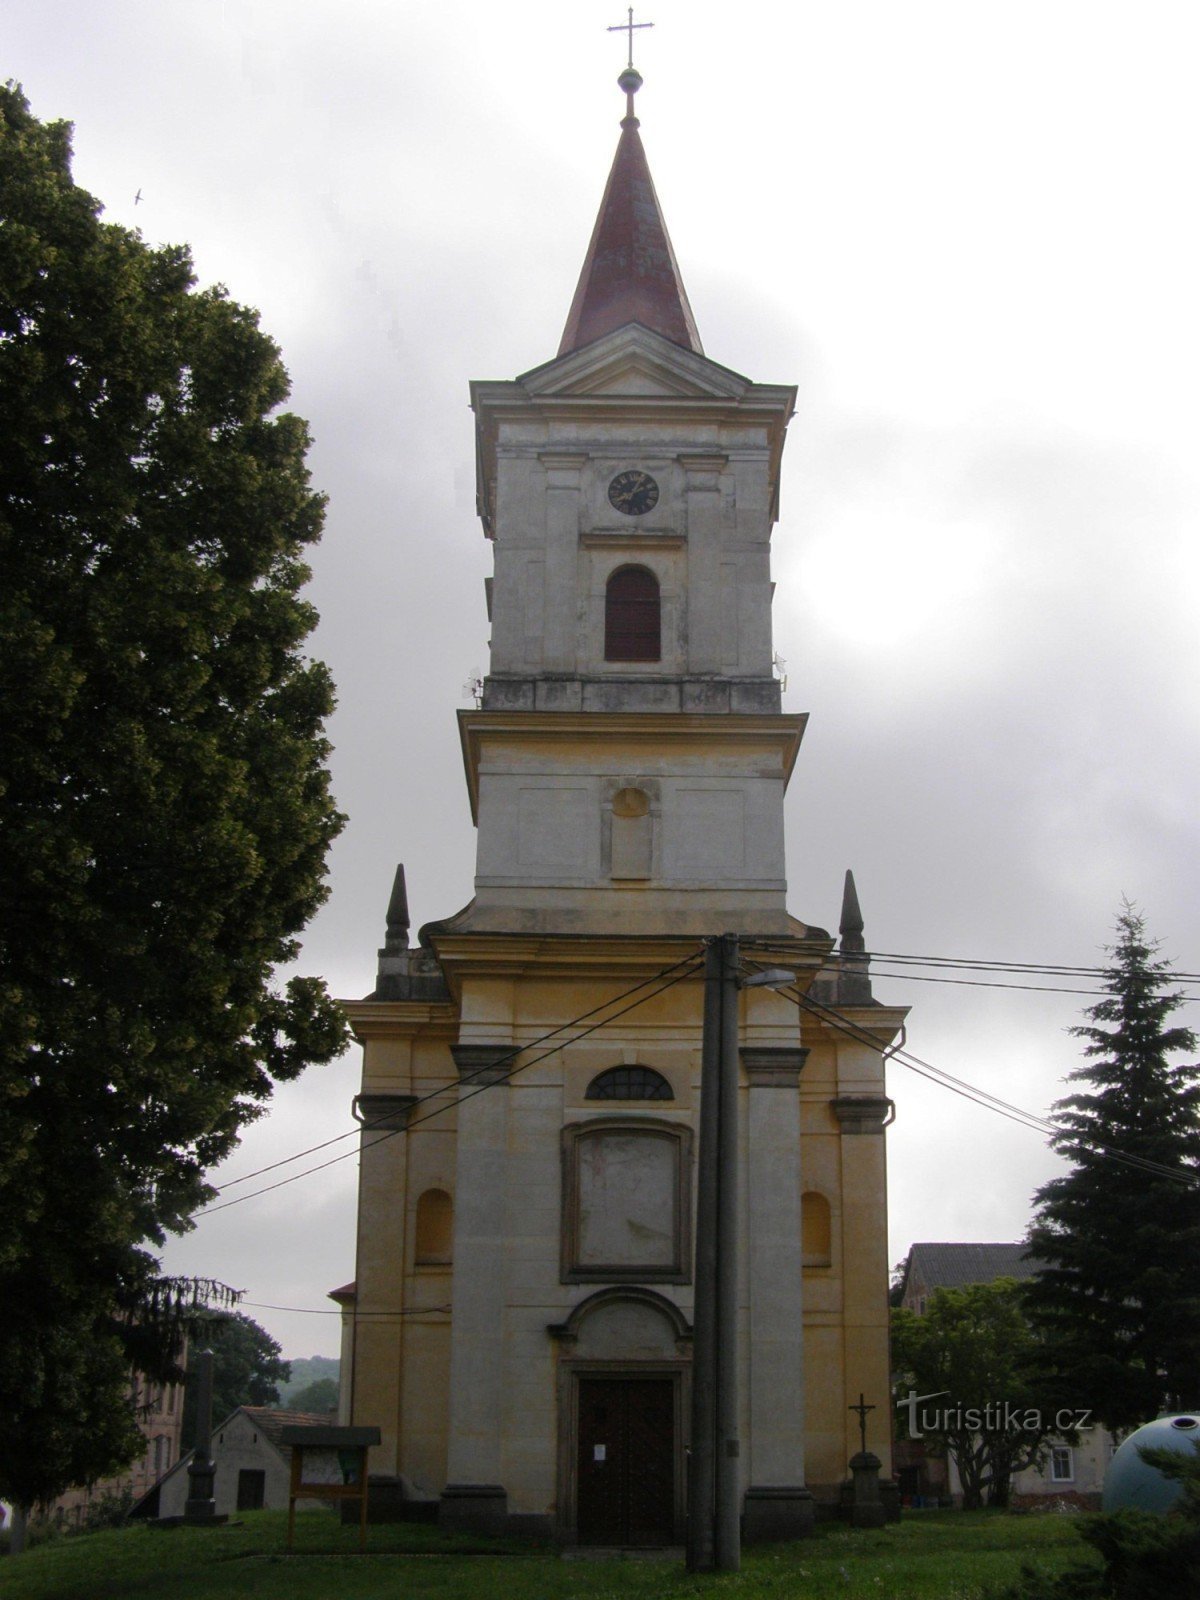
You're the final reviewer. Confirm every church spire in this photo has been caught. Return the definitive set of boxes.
[557,64,703,358]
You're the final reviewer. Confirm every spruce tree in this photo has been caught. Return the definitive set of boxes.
[1025,908,1200,1434]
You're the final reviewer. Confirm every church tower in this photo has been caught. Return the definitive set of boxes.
[341,64,906,1545]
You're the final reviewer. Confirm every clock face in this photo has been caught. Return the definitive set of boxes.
[608,469,659,517]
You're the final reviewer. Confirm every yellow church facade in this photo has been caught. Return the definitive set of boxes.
[340,70,906,1545]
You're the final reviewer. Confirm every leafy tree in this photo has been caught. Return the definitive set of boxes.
[0,83,347,1523]
[1024,909,1200,1434]
[181,1312,291,1447]
[287,1376,339,1413]
[892,1279,1066,1509]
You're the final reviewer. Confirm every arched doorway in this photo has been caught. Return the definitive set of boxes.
[550,1287,691,1545]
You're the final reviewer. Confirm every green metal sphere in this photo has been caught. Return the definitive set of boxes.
[1103,1414,1200,1513]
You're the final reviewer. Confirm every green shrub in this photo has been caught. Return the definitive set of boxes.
[78,1486,136,1532]
[990,1442,1200,1599]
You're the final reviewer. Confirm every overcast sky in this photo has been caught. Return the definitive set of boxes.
[9,1,1199,1362]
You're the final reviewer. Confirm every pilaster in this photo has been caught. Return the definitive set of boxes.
[350,1093,415,1475]
[741,1046,816,1540]
[832,1094,894,1472]
[440,1044,513,1530]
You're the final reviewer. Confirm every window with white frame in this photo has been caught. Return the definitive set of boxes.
[1050,1446,1074,1482]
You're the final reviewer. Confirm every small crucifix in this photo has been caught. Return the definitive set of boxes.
[849,1392,875,1455]
[607,6,653,70]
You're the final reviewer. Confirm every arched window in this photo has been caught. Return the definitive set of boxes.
[586,1066,673,1101]
[415,1187,453,1265]
[605,566,660,662]
[801,1191,832,1268]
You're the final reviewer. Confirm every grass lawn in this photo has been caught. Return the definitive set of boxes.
[0,1508,1097,1600]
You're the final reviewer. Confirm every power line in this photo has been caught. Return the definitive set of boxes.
[217,943,1198,1197]
[240,1299,448,1320]
[750,965,1200,1189]
[204,938,1197,1219]
[870,948,1200,982]
[740,945,1200,1001]
[196,952,705,1218]
[742,940,1200,986]
[870,969,1106,997]
[213,951,704,1195]
[867,968,1200,1001]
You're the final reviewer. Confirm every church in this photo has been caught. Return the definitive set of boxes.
[337,59,907,1545]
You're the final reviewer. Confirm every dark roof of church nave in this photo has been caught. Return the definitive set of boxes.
[558,99,703,359]
[903,1241,1040,1294]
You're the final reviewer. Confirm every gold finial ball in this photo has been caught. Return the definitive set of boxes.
[618,67,643,97]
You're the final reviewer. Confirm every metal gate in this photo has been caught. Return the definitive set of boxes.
[575,1377,674,1545]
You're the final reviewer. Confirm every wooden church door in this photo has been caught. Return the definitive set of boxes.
[575,1377,675,1545]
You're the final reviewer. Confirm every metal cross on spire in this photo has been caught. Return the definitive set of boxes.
[607,6,653,70]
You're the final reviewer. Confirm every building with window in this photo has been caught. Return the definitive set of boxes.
[146,1406,338,1520]
[340,65,907,1545]
[894,1242,1112,1509]
[46,1372,185,1528]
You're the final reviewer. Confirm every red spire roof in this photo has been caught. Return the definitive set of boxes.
[558,110,703,359]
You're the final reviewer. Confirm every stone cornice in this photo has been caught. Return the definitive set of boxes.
[340,999,458,1041]
[450,1043,515,1084]
[426,928,832,989]
[457,707,806,824]
[353,1092,417,1130]
[740,1046,810,1086]
[799,1004,910,1050]
[832,1096,895,1135]
[470,327,796,539]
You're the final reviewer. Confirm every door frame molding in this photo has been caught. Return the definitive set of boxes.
[556,1361,689,1545]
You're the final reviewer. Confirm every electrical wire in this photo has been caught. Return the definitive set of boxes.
[196,952,705,1218]
[743,939,1200,987]
[868,969,1141,999]
[240,1299,448,1319]
[214,942,1197,1200]
[868,949,1200,983]
[213,950,704,1195]
[756,967,1200,1188]
[202,937,1197,1219]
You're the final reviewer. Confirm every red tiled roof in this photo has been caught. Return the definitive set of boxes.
[558,116,702,358]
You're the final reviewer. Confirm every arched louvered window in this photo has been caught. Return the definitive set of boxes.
[585,1066,674,1102]
[605,566,661,662]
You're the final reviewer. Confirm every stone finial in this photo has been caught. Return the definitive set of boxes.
[383,863,410,954]
[836,869,872,1005]
[839,869,865,954]
[374,863,412,995]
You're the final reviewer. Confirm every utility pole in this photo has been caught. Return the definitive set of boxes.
[687,933,741,1572]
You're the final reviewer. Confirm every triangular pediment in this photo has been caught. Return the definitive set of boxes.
[519,324,750,403]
